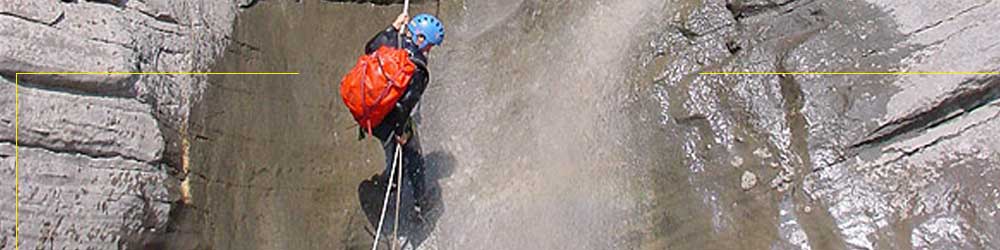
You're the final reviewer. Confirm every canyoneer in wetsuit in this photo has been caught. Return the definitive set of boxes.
[364,12,444,212]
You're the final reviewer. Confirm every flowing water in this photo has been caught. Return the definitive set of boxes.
[421,0,681,248]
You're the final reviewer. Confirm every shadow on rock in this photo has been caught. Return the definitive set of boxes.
[357,150,455,249]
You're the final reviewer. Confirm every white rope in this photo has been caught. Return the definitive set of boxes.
[397,0,410,49]
[392,142,404,249]
[382,2,410,249]
[372,143,403,250]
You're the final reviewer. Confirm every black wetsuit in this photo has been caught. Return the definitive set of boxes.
[364,25,429,205]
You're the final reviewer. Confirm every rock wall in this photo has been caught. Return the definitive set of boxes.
[646,0,1000,249]
[4,0,998,249]
[1,0,237,248]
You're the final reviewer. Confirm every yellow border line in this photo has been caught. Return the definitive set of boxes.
[700,72,1000,75]
[13,71,297,250]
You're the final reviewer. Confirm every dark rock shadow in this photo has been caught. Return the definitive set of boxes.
[357,150,455,249]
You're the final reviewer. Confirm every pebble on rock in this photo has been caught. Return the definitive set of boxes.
[741,171,758,191]
[731,155,744,168]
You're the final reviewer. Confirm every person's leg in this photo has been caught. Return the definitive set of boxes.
[365,125,403,238]
[381,138,397,180]
[388,133,423,241]
[401,134,425,207]
[372,122,396,184]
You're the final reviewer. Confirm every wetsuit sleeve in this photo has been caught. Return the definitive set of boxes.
[365,25,400,54]
[393,64,429,135]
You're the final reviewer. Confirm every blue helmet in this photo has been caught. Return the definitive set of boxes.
[407,13,444,50]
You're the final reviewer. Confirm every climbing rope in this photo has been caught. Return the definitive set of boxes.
[392,142,404,249]
[397,0,409,49]
[372,142,403,250]
[376,2,410,249]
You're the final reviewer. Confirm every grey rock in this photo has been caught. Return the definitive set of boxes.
[3,0,237,130]
[0,15,138,96]
[647,0,1000,248]
[0,0,65,25]
[0,0,237,249]
[127,0,235,127]
[867,0,1000,145]
[803,1,1000,248]
[126,0,237,166]
[87,0,128,7]
[0,78,164,163]
[0,143,174,249]
[49,2,140,49]
[809,101,1000,249]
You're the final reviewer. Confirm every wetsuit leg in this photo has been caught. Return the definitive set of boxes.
[401,134,425,206]
[380,139,398,177]
[375,127,425,205]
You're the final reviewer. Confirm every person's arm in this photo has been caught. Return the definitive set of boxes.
[364,26,398,54]
[364,13,409,54]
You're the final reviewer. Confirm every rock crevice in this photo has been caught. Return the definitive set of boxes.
[854,75,1000,150]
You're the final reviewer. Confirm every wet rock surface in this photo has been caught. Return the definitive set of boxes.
[646,0,1000,249]
[5,0,1000,249]
[1,0,236,249]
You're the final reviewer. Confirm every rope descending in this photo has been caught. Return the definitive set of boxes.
[371,142,403,250]
[375,2,410,249]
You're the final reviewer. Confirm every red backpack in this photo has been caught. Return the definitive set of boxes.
[340,46,416,135]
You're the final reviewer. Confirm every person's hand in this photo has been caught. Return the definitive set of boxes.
[395,133,410,145]
[392,13,409,30]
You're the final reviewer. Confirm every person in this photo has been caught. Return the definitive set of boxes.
[364,12,444,214]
